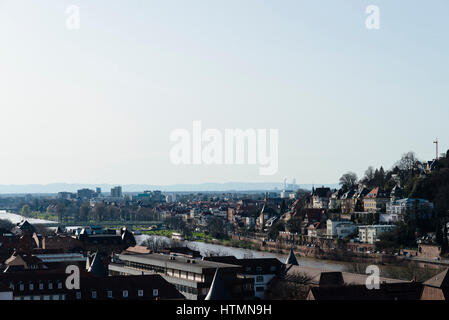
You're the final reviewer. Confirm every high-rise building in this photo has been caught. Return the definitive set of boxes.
[110,186,123,198]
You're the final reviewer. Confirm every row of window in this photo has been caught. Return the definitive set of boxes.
[123,260,205,282]
[172,284,198,295]
[11,281,63,291]
[75,289,158,299]
[14,295,65,300]
[245,266,277,273]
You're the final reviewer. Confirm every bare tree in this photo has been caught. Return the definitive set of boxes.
[339,172,358,190]
[395,151,421,172]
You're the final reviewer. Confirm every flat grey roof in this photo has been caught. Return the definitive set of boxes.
[118,253,240,273]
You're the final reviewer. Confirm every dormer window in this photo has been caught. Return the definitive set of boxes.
[107,290,113,298]
[122,290,128,298]
[138,290,144,297]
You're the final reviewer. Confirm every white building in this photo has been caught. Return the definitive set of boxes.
[358,225,395,244]
[326,219,357,239]
[386,198,434,221]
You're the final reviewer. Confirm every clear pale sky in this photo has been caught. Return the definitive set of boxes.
[0,0,448,186]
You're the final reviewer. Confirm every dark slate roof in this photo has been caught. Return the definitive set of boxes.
[308,283,423,300]
[204,256,283,275]
[205,268,232,300]
[423,268,449,288]
[318,272,344,286]
[285,249,299,266]
[18,220,36,233]
[88,253,108,277]
[313,187,331,198]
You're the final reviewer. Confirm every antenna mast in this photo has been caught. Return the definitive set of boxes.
[434,138,439,160]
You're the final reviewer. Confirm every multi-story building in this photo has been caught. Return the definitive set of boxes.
[363,187,389,213]
[204,256,284,299]
[0,270,184,300]
[311,187,332,209]
[384,198,434,222]
[358,225,395,244]
[110,186,123,198]
[77,188,97,200]
[340,189,356,214]
[108,252,254,300]
[326,219,357,239]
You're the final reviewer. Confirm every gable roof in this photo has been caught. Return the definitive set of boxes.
[423,269,449,288]
[285,249,299,266]
[365,187,388,199]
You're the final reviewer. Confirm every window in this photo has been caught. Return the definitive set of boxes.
[256,286,265,292]
[138,290,144,297]
[58,282,62,289]
[153,289,158,297]
[107,291,113,298]
[19,283,24,291]
[256,276,264,283]
[270,266,276,272]
[48,282,53,290]
[91,291,97,299]
[29,283,34,290]
[39,282,44,290]
[76,292,81,299]
[256,266,263,272]
[123,290,128,298]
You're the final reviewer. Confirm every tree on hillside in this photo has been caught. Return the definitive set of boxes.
[286,217,302,234]
[339,172,358,190]
[361,166,375,187]
[268,220,285,241]
[395,151,421,172]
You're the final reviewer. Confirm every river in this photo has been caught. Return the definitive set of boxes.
[0,210,437,280]
[0,210,58,225]
[134,234,443,281]
[136,234,353,272]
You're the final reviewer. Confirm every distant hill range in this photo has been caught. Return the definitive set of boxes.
[0,182,339,194]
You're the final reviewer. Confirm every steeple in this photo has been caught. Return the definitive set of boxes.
[285,248,299,266]
[205,268,231,300]
[88,252,108,277]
